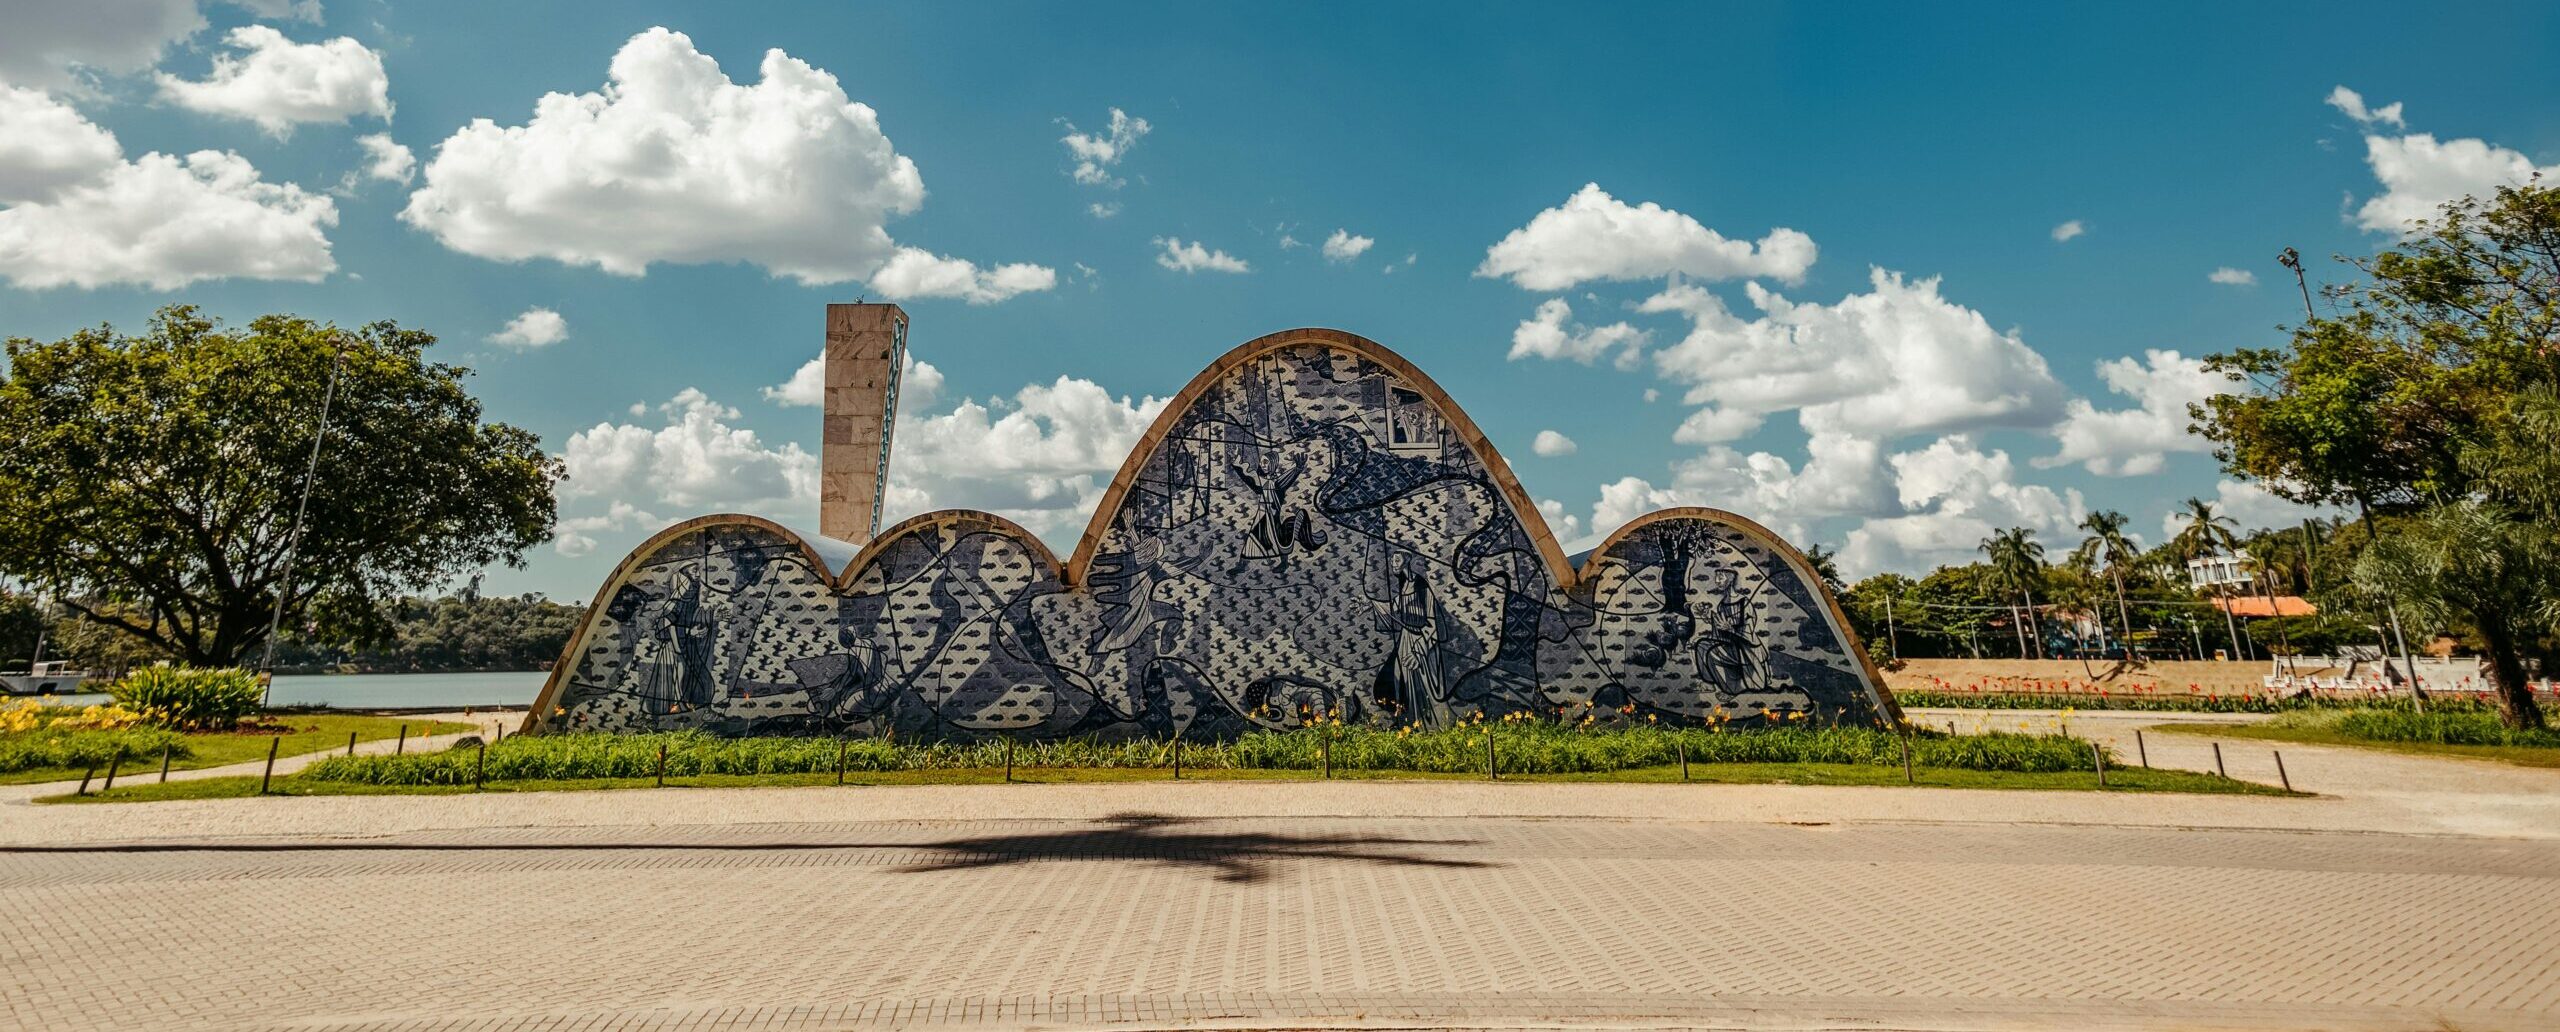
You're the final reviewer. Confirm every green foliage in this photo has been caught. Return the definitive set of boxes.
[0,306,563,666]
[105,666,264,729]
[0,726,188,774]
[270,593,586,672]
[300,722,2111,786]
[2268,707,2560,749]
[2354,498,2555,728]
[0,589,40,669]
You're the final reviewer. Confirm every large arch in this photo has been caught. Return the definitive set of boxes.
[523,329,1899,737]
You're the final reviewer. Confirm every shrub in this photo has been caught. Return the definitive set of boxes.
[299,719,2109,786]
[106,666,263,730]
[0,725,188,773]
[2273,707,2560,748]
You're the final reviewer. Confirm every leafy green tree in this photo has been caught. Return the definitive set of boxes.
[2355,500,2552,729]
[2196,182,2559,520]
[0,589,42,669]
[0,307,563,667]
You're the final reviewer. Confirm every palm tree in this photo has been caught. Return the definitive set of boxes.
[1978,527,2047,660]
[2170,498,2246,661]
[2076,510,2140,653]
[1801,543,1846,595]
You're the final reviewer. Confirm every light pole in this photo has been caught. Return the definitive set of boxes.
[257,342,346,707]
[2280,246,2422,703]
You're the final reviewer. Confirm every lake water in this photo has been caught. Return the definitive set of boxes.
[31,671,549,710]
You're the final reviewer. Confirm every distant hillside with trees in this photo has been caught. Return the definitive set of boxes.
[4,590,583,675]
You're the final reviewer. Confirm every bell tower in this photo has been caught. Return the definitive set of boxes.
[819,303,906,544]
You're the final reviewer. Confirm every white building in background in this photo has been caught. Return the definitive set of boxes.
[2186,552,2253,590]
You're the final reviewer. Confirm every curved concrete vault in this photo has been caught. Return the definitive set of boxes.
[524,326,1902,738]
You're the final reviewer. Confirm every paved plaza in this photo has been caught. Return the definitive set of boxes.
[4,713,2558,1031]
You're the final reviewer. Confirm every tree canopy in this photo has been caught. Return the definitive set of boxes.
[0,306,562,667]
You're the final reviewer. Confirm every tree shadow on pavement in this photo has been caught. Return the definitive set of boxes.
[898,812,1492,883]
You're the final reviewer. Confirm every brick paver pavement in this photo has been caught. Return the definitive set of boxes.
[6,816,2557,1031]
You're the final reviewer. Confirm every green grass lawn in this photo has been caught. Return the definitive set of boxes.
[0,714,473,786]
[2156,720,2560,768]
[39,759,2289,803]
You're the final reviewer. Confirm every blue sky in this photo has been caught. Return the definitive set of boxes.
[3,1,2556,599]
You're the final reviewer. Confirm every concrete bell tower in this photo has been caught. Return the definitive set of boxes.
[819,303,906,544]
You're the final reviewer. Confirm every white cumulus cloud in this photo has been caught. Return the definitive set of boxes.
[0,88,335,290]
[2040,349,2234,477]
[399,27,1046,297]
[1531,430,1576,457]
[0,0,205,90]
[868,248,1057,304]
[763,351,944,410]
[555,500,660,558]
[155,25,391,136]
[2325,85,2404,128]
[1839,436,2084,577]
[1154,237,1249,274]
[1476,183,1815,291]
[489,306,568,348]
[354,132,412,183]
[1640,268,2067,442]
[885,372,1169,543]
[560,388,816,513]
[2352,131,2559,233]
[2051,219,2085,242]
[1321,228,1374,263]
[1508,297,1648,368]
[2207,266,2256,286]
[0,86,122,204]
[1060,107,1148,187]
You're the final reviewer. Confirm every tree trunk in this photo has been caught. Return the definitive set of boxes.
[2024,588,2043,660]
[2111,571,2133,654]
[2217,588,2244,662]
[2476,616,2548,730]
[2010,603,2028,660]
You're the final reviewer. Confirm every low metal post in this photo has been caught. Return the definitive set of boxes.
[395,724,407,755]
[835,737,847,786]
[2135,729,2149,768]
[1004,737,1014,782]
[103,749,121,792]
[2091,743,2107,788]
[1900,735,1914,785]
[347,731,358,757]
[1320,732,1331,779]
[1172,735,1183,780]
[2273,750,2293,792]
[1677,738,1690,782]
[1485,727,1496,780]
[158,744,172,783]
[2211,741,2226,778]
[77,765,94,796]
[654,743,666,787]
[260,737,280,794]
[476,741,488,790]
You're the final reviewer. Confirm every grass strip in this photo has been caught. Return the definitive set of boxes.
[41,760,2287,804]
[0,714,473,785]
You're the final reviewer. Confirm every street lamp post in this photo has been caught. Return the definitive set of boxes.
[257,343,346,707]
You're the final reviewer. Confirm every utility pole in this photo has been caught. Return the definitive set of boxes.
[1885,595,1899,661]
[257,342,346,707]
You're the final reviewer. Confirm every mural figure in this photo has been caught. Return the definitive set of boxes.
[527,330,1900,739]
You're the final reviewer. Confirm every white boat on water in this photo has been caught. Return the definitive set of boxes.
[1,661,97,696]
